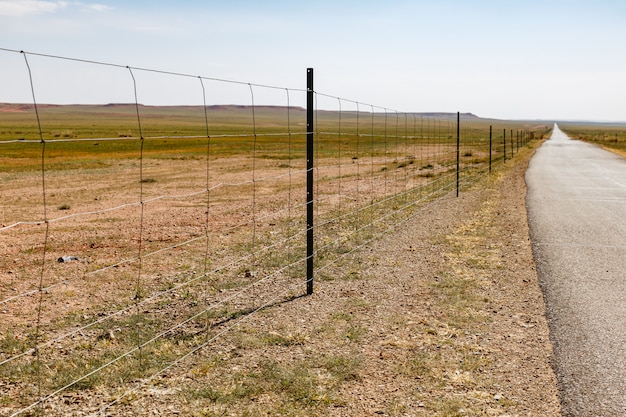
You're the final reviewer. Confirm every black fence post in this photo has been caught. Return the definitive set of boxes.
[510,129,514,157]
[502,129,506,163]
[306,68,314,295]
[456,112,460,197]
[489,125,492,173]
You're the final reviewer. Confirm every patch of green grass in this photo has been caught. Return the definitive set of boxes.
[185,353,361,414]
[0,331,30,355]
[460,353,490,372]
[344,325,367,342]
[261,331,307,347]
[398,352,434,379]
[319,354,361,382]
[331,311,352,321]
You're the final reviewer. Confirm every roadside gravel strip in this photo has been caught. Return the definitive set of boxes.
[526,126,626,416]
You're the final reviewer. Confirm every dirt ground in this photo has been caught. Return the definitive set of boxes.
[62,145,561,416]
[1,144,562,416]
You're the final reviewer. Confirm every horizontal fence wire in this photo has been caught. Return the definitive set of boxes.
[0,48,549,416]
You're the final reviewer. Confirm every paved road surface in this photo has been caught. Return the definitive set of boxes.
[526,125,625,416]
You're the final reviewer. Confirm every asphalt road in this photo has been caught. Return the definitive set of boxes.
[526,125,626,416]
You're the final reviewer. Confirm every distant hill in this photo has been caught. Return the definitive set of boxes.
[0,103,478,118]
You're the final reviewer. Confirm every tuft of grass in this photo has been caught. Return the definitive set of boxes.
[184,353,361,414]
[0,331,30,355]
[320,354,361,382]
[57,203,71,210]
[460,353,490,372]
[262,331,308,347]
[345,325,367,342]
[398,352,434,379]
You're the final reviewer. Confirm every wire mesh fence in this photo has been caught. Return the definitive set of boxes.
[0,48,549,415]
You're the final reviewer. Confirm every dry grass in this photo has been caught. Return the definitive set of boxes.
[0,105,555,416]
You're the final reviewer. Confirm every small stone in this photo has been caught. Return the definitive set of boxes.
[494,393,503,401]
[58,256,79,263]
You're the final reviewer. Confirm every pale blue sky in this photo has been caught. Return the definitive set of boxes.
[1,0,625,120]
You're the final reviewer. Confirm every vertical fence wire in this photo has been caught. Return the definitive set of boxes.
[355,102,361,234]
[314,91,320,285]
[337,97,343,251]
[127,66,146,374]
[22,50,48,415]
[403,113,409,206]
[199,76,211,342]
[392,109,398,198]
[383,109,389,197]
[248,84,259,302]
[370,105,376,235]
[286,88,293,281]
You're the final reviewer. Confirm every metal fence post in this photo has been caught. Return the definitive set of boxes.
[502,129,506,163]
[489,125,492,173]
[510,129,514,157]
[306,68,314,295]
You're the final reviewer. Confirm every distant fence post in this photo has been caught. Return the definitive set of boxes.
[510,129,514,157]
[489,125,492,173]
[306,68,314,295]
[502,129,506,163]
[456,112,460,197]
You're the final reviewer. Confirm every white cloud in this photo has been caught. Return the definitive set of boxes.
[0,0,67,16]
[85,4,110,12]
[0,0,110,16]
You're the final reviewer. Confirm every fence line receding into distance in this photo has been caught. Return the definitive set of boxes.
[0,48,547,416]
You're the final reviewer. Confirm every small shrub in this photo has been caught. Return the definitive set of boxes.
[58,204,71,211]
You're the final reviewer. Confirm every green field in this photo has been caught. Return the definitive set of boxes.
[559,122,626,156]
[0,103,549,171]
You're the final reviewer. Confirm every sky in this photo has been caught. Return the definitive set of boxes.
[1,0,625,121]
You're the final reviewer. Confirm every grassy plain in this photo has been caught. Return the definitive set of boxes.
[0,103,552,416]
[559,122,626,157]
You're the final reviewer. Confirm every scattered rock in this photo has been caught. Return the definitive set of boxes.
[57,256,79,263]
